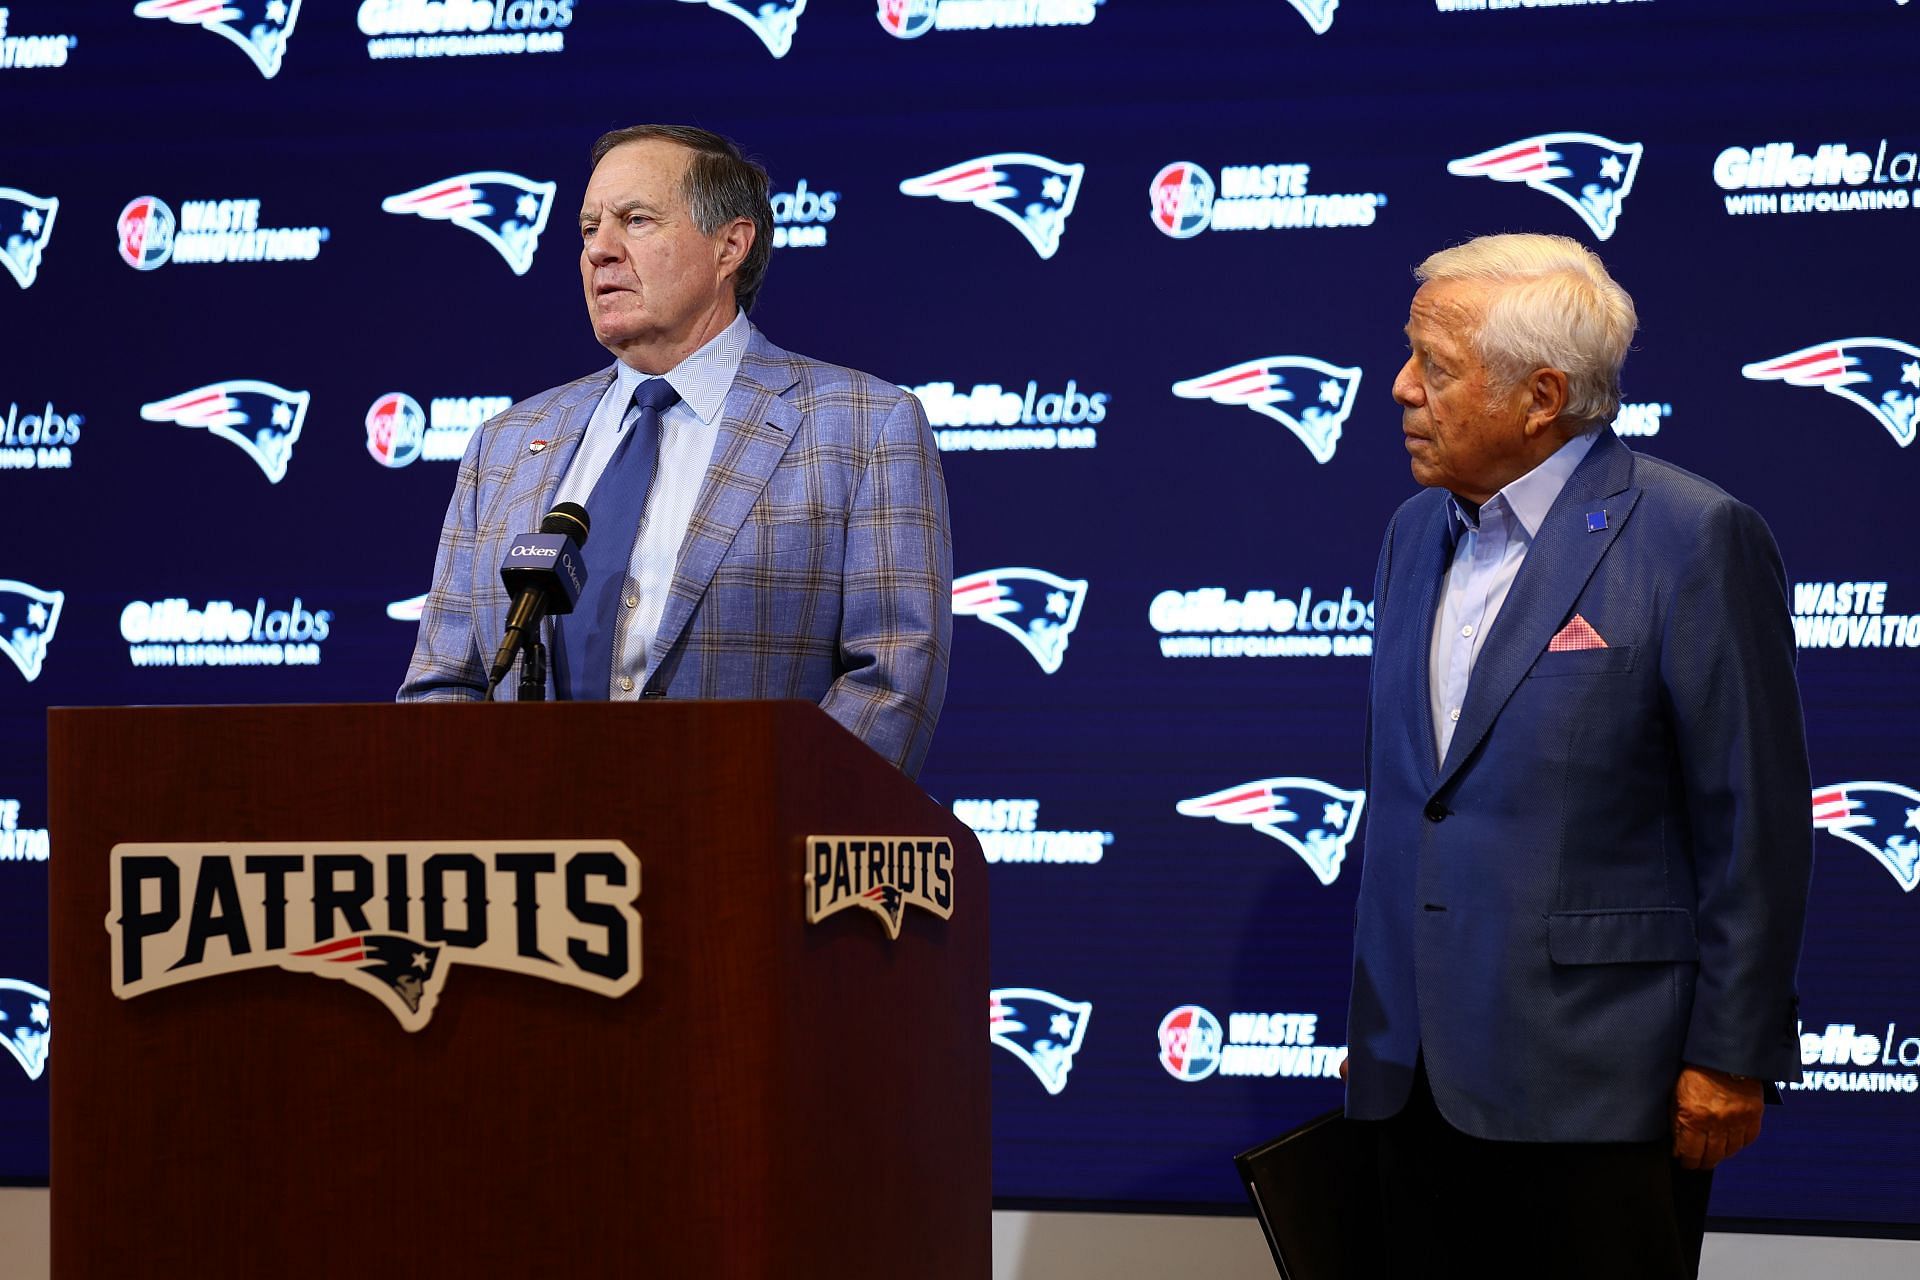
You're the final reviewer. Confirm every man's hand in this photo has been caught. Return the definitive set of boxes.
[1671,1064,1764,1170]
[1338,1052,1348,1082]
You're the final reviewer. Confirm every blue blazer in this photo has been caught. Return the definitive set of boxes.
[399,326,953,778]
[1345,428,1812,1142]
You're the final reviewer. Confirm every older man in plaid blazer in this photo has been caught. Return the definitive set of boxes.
[399,125,951,777]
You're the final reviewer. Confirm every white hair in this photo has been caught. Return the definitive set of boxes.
[1415,233,1637,428]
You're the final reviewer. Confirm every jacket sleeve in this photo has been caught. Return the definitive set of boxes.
[397,429,489,702]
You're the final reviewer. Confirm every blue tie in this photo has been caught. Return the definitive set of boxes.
[557,376,681,700]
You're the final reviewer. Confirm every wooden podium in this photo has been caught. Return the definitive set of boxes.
[48,702,988,1279]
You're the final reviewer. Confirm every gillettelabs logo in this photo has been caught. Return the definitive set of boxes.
[1,798,48,863]
[912,376,1105,452]
[1717,139,1919,217]
[0,187,55,287]
[953,568,1087,674]
[1790,1018,1920,1095]
[107,840,641,1032]
[1151,586,1374,659]
[132,0,302,79]
[900,154,1083,259]
[141,380,309,482]
[0,979,49,1081]
[1172,357,1361,463]
[1149,160,1384,236]
[805,836,954,940]
[771,179,835,248]
[876,0,1102,38]
[1177,777,1365,885]
[0,7,79,69]
[1161,1006,1346,1082]
[360,0,571,61]
[114,195,328,269]
[0,580,62,682]
[991,988,1091,1095]
[1792,581,1920,651]
[1447,132,1642,240]
[1813,782,1920,892]
[682,0,805,56]
[382,172,556,275]
[0,400,83,470]
[1742,339,1920,448]
[122,597,334,668]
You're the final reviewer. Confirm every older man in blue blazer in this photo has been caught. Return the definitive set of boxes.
[1344,234,1812,1276]
[399,125,951,777]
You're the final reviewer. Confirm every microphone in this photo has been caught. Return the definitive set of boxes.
[487,502,590,690]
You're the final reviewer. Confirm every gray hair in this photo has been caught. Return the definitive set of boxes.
[589,123,774,313]
[1415,233,1637,428]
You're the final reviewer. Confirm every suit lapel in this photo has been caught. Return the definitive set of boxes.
[1396,497,1455,788]
[1434,430,1641,791]
[649,328,804,666]
[512,366,614,517]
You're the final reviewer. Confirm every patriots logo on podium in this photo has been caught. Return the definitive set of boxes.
[900,154,1085,260]
[133,0,303,80]
[0,979,50,1081]
[1813,781,1920,892]
[0,188,58,290]
[1741,338,1920,448]
[140,379,310,483]
[1172,357,1362,464]
[1285,0,1338,34]
[0,580,65,684]
[991,987,1091,1096]
[382,172,557,276]
[1177,777,1366,885]
[681,0,807,57]
[1447,132,1643,241]
[288,934,448,1030]
[953,567,1087,674]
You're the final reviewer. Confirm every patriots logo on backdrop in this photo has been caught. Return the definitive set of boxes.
[0,979,50,1081]
[365,392,426,467]
[953,567,1087,674]
[132,0,302,80]
[1813,781,1920,892]
[1741,339,1920,448]
[1285,0,1338,34]
[1447,132,1643,241]
[386,593,427,622]
[381,172,557,276]
[288,934,447,1029]
[140,379,310,483]
[1176,777,1366,885]
[0,580,64,683]
[0,189,58,289]
[116,195,176,271]
[991,987,1092,1096]
[899,154,1085,259]
[1172,357,1362,464]
[681,0,807,57]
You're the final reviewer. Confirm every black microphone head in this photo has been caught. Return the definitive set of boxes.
[541,501,589,546]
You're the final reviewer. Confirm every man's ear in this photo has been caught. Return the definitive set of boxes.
[1524,367,1571,436]
[715,216,754,278]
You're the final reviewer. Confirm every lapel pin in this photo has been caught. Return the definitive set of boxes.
[528,439,549,454]
[1585,509,1608,533]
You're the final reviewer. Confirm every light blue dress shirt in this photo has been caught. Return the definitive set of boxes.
[554,309,751,697]
[1428,429,1598,763]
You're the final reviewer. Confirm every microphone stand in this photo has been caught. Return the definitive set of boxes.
[516,631,547,703]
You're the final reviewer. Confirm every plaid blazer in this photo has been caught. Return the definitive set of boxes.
[398,325,952,777]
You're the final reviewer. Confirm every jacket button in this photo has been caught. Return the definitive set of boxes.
[1423,800,1449,822]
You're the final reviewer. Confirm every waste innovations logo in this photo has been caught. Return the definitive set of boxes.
[953,567,1087,673]
[1717,139,1920,217]
[1177,777,1365,885]
[361,0,571,60]
[1790,1018,1920,1095]
[1160,1005,1346,1083]
[912,375,1105,452]
[682,0,805,57]
[1148,160,1385,237]
[366,391,509,466]
[1448,132,1642,240]
[771,179,836,248]
[1152,586,1374,660]
[0,187,56,287]
[1172,357,1362,464]
[0,399,82,470]
[0,978,49,1081]
[1612,399,1670,438]
[140,380,309,482]
[805,835,954,940]
[992,988,1091,1095]
[1792,581,1920,653]
[953,798,1110,866]
[114,195,328,269]
[107,840,641,1032]
[133,0,301,78]
[1742,338,1919,449]
[876,0,1103,38]
[122,596,334,668]
[382,172,555,275]
[1814,781,1920,892]
[900,153,1083,259]
[0,7,77,69]
[0,579,62,682]
[0,798,48,863]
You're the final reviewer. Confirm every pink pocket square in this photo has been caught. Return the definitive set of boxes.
[1548,614,1608,652]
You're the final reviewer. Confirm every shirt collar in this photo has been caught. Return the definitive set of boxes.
[611,308,750,428]
[1447,429,1598,541]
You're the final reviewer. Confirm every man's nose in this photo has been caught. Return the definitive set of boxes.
[584,223,621,265]
[1391,357,1422,408]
